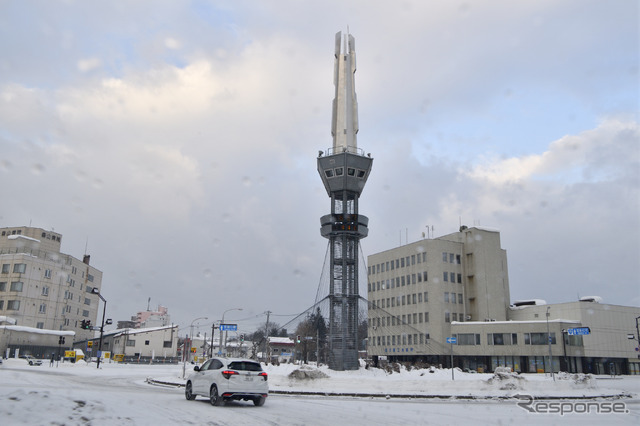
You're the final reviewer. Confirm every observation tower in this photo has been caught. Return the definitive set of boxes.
[317,31,373,371]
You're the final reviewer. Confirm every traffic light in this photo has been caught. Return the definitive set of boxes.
[240,334,244,342]
[296,335,301,343]
[58,336,65,345]
[80,320,91,330]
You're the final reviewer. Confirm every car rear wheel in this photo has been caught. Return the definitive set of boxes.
[185,382,196,400]
[209,384,223,406]
[253,396,266,406]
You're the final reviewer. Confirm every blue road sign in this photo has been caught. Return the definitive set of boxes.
[219,324,238,331]
[446,337,457,344]
[567,327,590,336]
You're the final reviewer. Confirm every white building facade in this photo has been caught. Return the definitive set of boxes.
[367,226,640,375]
[0,226,103,347]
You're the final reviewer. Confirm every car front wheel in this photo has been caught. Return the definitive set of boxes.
[210,384,223,406]
[185,382,196,401]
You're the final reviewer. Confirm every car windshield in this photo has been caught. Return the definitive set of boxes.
[227,361,262,372]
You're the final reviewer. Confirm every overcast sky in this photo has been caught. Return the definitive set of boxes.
[1,1,638,335]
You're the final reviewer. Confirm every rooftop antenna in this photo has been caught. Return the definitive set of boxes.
[147,297,151,311]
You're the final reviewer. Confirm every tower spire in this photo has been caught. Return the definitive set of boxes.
[331,31,358,153]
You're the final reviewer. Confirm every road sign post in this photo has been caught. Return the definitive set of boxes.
[567,327,590,336]
[446,337,457,380]
[219,324,238,331]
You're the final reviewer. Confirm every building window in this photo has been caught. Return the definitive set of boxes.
[444,292,449,303]
[512,333,518,345]
[456,254,461,264]
[39,304,46,313]
[423,271,428,282]
[82,310,89,317]
[86,286,93,293]
[457,274,462,283]
[36,322,44,329]
[145,340,150,345]
[10,281,23,292]
[84,298,91,306]
[411,255,416,265]
[0,300,3,310]
[488,333,506,345]
[452,313,457,321]
[443,272,448,282]
[457,333,481,345]
[13,264,26,273]
[43,269,52,279]
[42,286,49,296]
[0,282,6,291]
[442,252,448,262]
[401,258,405,268]
[1,264,9,274]
[445,312,450,322]
[524,332,556,345]
[458,294,463,304]
[126,340,135,347]
[7,300,20,310]
[163,340,172,348]
[424,292,428,302]
[449,253,454,263]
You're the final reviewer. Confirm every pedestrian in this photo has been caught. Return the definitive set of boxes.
[50,353,55,367]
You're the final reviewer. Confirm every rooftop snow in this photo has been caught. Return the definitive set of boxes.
[7,235,41,243]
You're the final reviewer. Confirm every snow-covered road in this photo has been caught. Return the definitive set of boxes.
[1,359,638,425]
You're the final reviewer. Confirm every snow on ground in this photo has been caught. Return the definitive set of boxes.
[1,358,639,425]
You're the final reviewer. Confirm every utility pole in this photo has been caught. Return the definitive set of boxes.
[264,311,271,363]
[210,323,216,358]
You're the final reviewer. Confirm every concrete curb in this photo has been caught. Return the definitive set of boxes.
[144,378,631,400]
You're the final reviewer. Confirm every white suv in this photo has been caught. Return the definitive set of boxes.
[185,357,268,406]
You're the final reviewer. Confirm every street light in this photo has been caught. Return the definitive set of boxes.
[182,316,208,379]
[222,308,242,357]
[546,306,555,381]
[91,288,107,369]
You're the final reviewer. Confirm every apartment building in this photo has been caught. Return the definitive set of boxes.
[0,226,103,346]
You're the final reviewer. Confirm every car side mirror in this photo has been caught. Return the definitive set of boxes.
[193,366,200,372]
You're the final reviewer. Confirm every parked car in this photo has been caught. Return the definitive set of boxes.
[21,355,42,366]
[185,357,268,406]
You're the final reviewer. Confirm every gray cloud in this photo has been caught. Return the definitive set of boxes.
[1,1,637,333]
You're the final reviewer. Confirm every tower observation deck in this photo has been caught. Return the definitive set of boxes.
[317,31,373,371]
